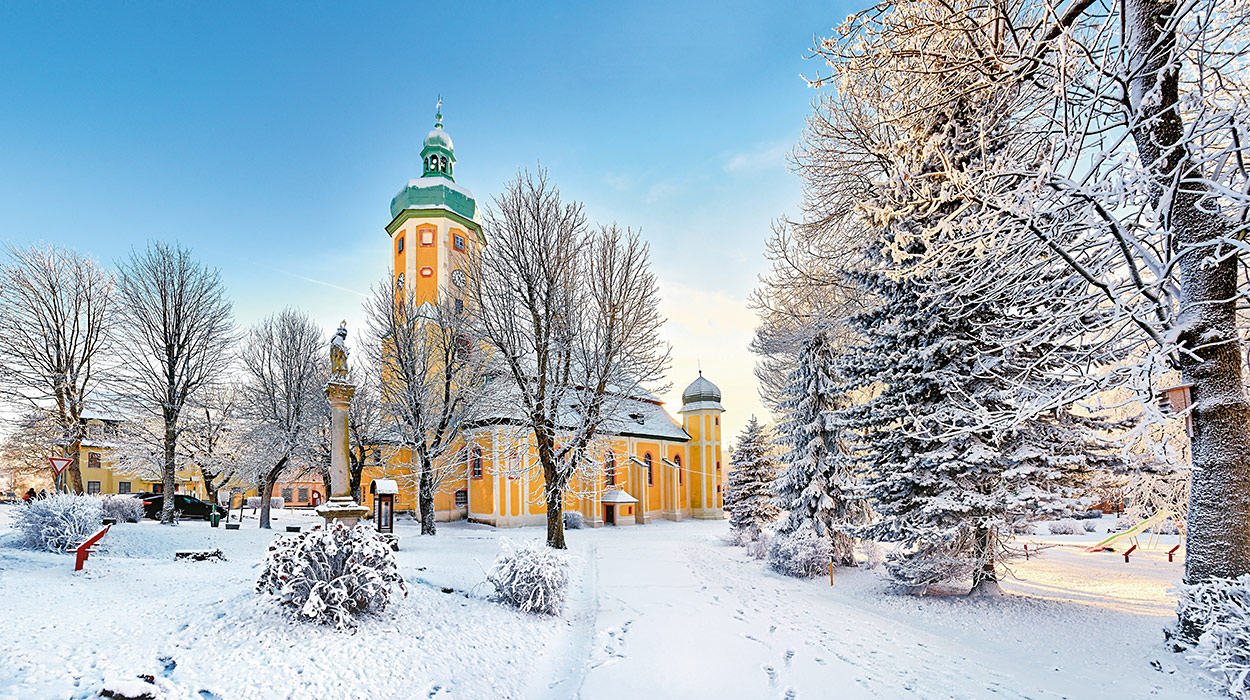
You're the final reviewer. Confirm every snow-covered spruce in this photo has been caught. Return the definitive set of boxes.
[256,522,406,629]
[1174,575,1250,698]
[725,416,779,544]
[15,493,104,552]
[486,538,571,616]
[768,526,834,578]
[773,330,869,567]
[99,494,144,523]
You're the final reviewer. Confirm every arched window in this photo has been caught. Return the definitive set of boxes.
[605,452,616,488]
[674,454,682,486]
[645,452,653,486]
[470,446,483,479]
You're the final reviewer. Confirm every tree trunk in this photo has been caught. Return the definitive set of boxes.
[1125,0,1250,637]
[418,456,436,535]
[350,449,364,504]
[969,525,999,595]
[830,532,858,568]
[65,440,85,494]
[546,491,566,549]
[160,422,177,524]
[259,472,277,529]
[200,467,219,511]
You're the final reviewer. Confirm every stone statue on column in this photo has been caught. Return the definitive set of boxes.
[316,321,370,526]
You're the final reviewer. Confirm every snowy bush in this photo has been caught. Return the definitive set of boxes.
[270,496,284,510]
[246,496,261,510]
[256,522,406,629]
[1175,575,1250,699]
[486,538,571,616]
[15,493,105,552]
[1071,509,1103,520]
[563,510,584,530]
[99,495,144,523]
[1047,520,1084,535]
[746,528,773,560]
[768,527,832,578]
[1083,520,1098,533]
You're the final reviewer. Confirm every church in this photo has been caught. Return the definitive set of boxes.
[360,108,726,527]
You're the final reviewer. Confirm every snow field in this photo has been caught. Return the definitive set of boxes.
[0,507,1224,699]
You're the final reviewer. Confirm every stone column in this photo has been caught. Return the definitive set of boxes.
[315,323,370,527]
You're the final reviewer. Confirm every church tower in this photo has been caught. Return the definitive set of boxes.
[679,373,725,519]
[386,102,484,309]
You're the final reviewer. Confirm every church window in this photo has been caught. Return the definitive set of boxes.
[439,155,448,173]
[453,233,466,251]
[455,298,464,313]
[645,453,653,486]
[454,489,468,507]
[470,446,483,479]
[675,454,682,485]
[397,236,404,254]
[605,453,615,488]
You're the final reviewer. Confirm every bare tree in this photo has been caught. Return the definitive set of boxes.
[0,411,61,492]
[238,308,324,529]
[365,276,490,535]
[476,169,669,548]
[180,382,243,509]
[114,243,234,523]
[0,243,115,493]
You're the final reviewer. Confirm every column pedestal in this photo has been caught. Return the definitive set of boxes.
[315,380,370,527]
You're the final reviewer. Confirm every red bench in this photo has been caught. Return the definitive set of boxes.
[74,524,111,571]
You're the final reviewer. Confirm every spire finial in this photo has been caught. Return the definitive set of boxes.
[435,94,443,129]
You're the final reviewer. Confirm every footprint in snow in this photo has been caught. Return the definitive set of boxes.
[763,665,777,686]
[783,650,794,667]
[783,690,796,700]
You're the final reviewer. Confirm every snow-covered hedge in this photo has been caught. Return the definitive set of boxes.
[256,523,406,629]
[1083,520,1098,533]
[1047,520,1084,535]
[1176,575,1250,699]
[99,495,143,523]
[270,496,284,510]
[768,528,832,578]
[15,493,105,552]
[563,510,584,530]
[486,538,571,616]
[247,496,261,510]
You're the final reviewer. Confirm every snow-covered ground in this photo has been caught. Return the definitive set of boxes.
[0,505,1222,699]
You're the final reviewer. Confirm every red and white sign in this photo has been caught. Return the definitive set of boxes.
[48,457,73,475]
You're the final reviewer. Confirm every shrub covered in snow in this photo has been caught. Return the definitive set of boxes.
[99,495,144,523]
[1175,575,1250,699]
[1071,509,1103,520]
[246,496,261,510]
[256,522,406,629]
[563,510,584,530]
[1047,520,1084,535]
[768,527,833,578]
[1082,520,1098,533]
[15,493,105,552]
[270,496,284,510]
[486,538,571,616]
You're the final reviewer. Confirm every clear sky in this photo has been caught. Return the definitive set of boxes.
[0,0,854,442]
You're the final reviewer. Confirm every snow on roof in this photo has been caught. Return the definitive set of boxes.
[371,479,399,495]
[470,378,691,442]
[600,488,638,504]
[678,400,725,414]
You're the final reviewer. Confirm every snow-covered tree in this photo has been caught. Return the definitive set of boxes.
[236,308,324,529]
[725,416,779,543]
[476,168,669,549]
[364,276,490,536]
[114,243,234,523]
[0,243,115,494]
[772,331,866,567]
[180,382,244,510]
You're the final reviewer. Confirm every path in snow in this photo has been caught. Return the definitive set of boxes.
[557,521,1215,700]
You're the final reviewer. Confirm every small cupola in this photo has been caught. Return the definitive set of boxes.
[421,98,456,181]
[681,371,724,411]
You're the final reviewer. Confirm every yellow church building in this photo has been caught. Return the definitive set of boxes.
[360,108,726,527]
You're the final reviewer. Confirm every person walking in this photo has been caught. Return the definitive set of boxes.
[23,488,35,502]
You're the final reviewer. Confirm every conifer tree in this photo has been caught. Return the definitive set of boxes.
[773,331,867,567]
[725,416,779,543]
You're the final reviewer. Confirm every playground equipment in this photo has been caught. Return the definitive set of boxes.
[1085,511,1178,555]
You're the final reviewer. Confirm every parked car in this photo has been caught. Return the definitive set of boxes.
[136,493,225,520]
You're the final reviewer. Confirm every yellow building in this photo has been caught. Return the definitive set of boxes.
[366,108,726,527]
[76,414,205,498]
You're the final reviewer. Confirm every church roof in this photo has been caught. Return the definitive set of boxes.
[679,373,723,412]
[390,177,480,225]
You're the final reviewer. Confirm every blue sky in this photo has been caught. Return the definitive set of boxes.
[0,0,853,439]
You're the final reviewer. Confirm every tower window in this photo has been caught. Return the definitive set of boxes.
[453,234,466,251]
[645,453,653,486]
[455,298,464,313]
[470,446,483,479]
[397,236,404,253]
[420,267,433,277]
